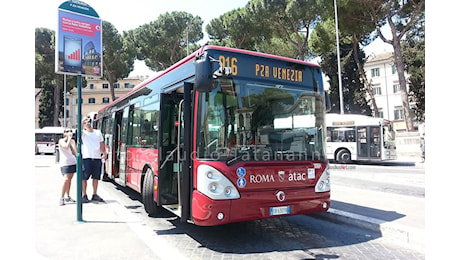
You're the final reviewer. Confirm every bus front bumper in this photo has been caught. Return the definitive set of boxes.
[191,189,330,226]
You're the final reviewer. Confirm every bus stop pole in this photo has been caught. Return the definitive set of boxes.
[76,74,84,222]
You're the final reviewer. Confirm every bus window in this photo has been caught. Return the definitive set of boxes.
[140,101,159,147]
[328,127,354,142]
[131,108,142,146]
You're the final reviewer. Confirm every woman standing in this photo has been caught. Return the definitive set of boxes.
[58,129,77,205]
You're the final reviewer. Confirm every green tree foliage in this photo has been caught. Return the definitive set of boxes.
[129,11,203,71]
[102,21,136,101]
[206,8,262,50]
[257,37,299,59]
[207,0,328,59]
[309,19,336,56]
[38,82,55,128]
[310,0,380,116]
[353,0,425,131]
[35,28,57,127]
[35,28,55,87]
[320,43,371,115]
[402,17,425,122]
[333,0,381,116]
[246,0,326,60]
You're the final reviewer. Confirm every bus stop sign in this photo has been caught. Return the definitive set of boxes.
[55,0,102,77]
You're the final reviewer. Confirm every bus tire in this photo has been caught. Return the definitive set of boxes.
[142,168,159,216]
[336,149,351,163]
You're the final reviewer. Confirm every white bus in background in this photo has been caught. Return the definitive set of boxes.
[35,127,65,154]
[325,113,397,163]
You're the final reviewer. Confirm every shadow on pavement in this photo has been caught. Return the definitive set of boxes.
[331,200,405,222]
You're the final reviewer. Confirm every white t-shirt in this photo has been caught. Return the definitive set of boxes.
[81,129,104,159]
[59,143,76,166]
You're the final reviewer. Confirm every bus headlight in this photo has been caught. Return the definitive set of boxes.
[197,165,240,200]
[315,166,331,192]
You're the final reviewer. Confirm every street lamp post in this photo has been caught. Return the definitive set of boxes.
[186,21,190,55]
[334,0,344,114]
[63,74,67,127]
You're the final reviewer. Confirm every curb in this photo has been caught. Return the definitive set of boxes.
[312,208,424,253]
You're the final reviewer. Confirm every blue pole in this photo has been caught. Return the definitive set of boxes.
[76,74,84,222]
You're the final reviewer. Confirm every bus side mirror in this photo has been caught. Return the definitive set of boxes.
[195,53,215,92]
[325,92,331,112]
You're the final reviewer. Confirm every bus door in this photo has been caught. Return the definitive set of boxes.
[158,83,192,221]
[104,133,113,176]
[114,107,130,186]
[102,114,115,177]
[357,126,369,158]
[369,126,381,158]
[357,126,381,159]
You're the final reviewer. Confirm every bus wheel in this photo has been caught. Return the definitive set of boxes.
[336,149,351,163]
[142,168,159,216]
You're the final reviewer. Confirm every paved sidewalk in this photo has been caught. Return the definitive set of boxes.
[35,158,184,260]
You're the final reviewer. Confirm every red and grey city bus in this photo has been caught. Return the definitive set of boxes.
[96,45,331,226]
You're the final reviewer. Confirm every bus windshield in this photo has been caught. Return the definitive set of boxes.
[197,79,326,163]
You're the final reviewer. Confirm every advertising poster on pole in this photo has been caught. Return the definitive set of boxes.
[55,0,102,78]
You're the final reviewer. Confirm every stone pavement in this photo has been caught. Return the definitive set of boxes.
[32,155,424,259]
[34,156,185,260]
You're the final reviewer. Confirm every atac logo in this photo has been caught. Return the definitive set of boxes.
[277,170,308,182]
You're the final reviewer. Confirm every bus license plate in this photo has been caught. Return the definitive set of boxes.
[270,206,290,216]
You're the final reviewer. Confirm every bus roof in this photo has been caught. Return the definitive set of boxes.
[98,45,320,113]
[326,113,388,127]
[201,45,320,67]
[35,127,65,134]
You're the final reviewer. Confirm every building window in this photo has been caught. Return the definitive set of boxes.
[393,84,400,93]
[372,86,381,95]
[88,98,96,104]
[114,83,120,88]
[124,82,134,88]
[392,65,397,75]
[394,107,403,120]
[102,97,110,103]
[377,109,384,118]
[371,68,380,77]
[89,83,95,89]
[102,83,109,89]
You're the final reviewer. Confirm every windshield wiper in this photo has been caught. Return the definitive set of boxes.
[226,147,253,165]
